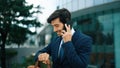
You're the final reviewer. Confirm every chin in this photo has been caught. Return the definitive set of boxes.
[57,34,62,36]
[57,34,61,36]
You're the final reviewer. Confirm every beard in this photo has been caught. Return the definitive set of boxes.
[56,28,64,36]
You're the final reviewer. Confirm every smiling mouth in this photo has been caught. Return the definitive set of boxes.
[57,33,61,36]
[57,33,60,35]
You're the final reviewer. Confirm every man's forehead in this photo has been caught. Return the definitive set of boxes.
[51,19,61,25]
[51,23,59,26]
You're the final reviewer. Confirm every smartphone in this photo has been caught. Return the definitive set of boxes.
[63,20,71,31]
[63,24,67,31]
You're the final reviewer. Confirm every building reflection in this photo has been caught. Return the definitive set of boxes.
[74,12,115,68]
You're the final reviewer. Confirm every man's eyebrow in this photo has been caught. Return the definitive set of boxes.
[53,24,59,26]
[55,24,59,25]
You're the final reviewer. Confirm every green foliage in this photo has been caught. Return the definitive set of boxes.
[7,25,28,46]
[21,55,35,68]
[11,55,50,68]
[0,0,42,46]
[6,49,18,58]
[11,55,35,68]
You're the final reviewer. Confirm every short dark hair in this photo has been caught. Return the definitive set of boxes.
[47,8,71,24]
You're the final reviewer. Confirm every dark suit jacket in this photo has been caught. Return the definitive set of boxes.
[34,30,92,68]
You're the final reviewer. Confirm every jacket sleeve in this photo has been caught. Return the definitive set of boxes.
[62,36,92,68]
[34,43,51,62]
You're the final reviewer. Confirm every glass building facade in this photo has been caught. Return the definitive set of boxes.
[58,0,114,12]
[56,0,120,68]
[73,9,118,68]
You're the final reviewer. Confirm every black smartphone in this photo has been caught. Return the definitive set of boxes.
[63,20,71,31]
[63,24,67,31]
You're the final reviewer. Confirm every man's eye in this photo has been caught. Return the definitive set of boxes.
[55,25,59,27]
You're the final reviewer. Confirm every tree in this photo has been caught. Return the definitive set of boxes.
[0,0,42,68]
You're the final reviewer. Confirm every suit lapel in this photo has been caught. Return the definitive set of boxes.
[53,31,79,62]
[52,37,62,62]
[61,31,78,62]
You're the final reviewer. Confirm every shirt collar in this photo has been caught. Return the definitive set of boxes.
[71,28,75,36]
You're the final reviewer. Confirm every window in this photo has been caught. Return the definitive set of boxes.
[85,0,94,8]
[94,0,104,5]
[79,0,85,9]
[72,0,79,12]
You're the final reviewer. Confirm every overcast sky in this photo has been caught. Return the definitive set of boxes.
[25,0,58,32]
[26,0,58,24]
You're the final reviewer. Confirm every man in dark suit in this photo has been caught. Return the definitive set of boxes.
[34,8,92,68]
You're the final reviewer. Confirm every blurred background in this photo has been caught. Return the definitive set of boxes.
[0,0,120,68]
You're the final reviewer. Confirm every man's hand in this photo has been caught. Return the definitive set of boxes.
[38,53,50,64]
[27,65,39,68]
[61,24,72,43]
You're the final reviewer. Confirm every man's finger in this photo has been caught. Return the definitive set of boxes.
[62,30,66,34]
[43,61,46,64]
[27,65,35,68]
[38,55,44,61]
[65,24,71,32]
